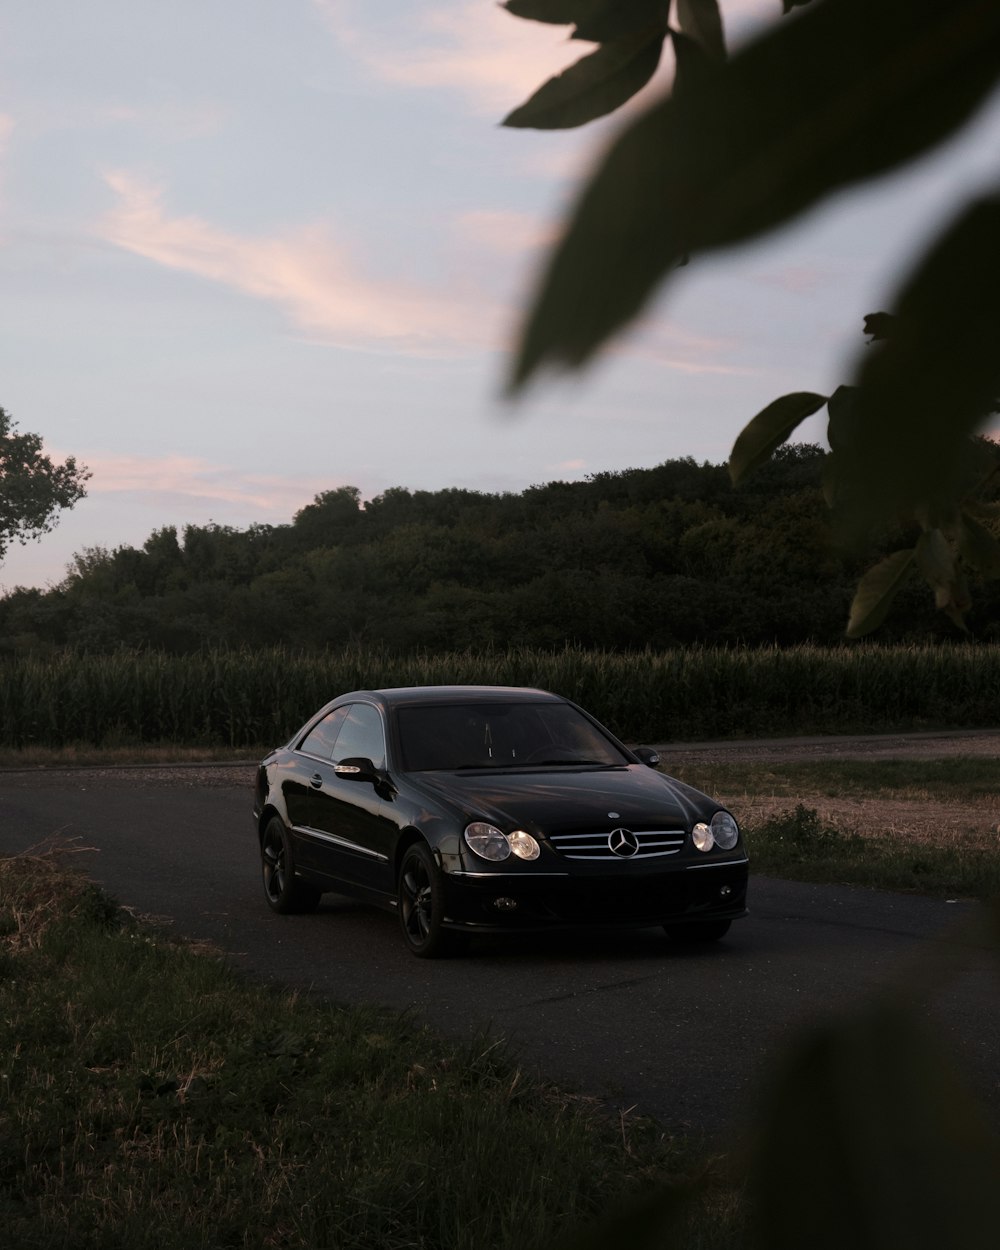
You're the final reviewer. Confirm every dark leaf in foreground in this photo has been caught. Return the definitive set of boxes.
[751,1002,1000,1250]
[729,392,827,484]
[509,0,1000,388]
[676,0,725,60]
[846,550,915,638]
[503,1,668,43]
[502,27,667,129]
[843,195,1000,529]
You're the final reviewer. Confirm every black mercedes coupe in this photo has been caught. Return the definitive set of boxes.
[253,685,748,956]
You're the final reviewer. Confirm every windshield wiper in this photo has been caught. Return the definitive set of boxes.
[525,758,619,768]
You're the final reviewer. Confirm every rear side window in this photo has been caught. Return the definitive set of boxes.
[298,707,349,759]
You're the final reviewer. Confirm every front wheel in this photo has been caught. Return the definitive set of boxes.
[664,919,731,944]
[261,816,321,914]
[397,842,466,958]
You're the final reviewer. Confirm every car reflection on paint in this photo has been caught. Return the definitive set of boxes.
[253,685,748,957]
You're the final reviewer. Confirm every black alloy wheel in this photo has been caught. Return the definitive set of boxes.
[261,816,321,914]
[397,842,465,958]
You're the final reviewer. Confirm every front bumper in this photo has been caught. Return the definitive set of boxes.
[439,856,749,932]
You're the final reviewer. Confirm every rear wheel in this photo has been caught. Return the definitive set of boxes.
[397,842,465,958]
[664,919,731,943]
[261,816,321,914]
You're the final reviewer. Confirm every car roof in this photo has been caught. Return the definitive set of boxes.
[344,685,562,707]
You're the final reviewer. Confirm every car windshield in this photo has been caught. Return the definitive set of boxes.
[395,701,629,771]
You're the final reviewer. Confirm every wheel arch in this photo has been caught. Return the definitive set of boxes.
[257,804,284,846]
[393,827,428,880]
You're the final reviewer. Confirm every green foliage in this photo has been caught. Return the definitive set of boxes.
[11,445,1000,655]
[2,641,1000,750]
[0,407,89,563]
[502,0,1000,635]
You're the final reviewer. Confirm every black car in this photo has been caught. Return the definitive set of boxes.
[253,685,748,957]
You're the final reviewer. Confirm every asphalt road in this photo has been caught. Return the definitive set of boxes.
[2,764,997,1139]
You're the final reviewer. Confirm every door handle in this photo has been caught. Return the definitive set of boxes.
[310,773,323,788]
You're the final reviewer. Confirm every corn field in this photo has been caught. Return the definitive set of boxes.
[1,644,998,750]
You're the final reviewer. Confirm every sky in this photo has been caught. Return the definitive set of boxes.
[2,0,1000,592]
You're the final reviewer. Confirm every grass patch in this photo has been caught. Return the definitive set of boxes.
[0,849,741,1250]
[0,744,256,770]
[672,756,1000,801]
[669,758,1000,900]
[738,803,1000,899]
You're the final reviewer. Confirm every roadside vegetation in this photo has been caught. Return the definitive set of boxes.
[672,757,1000,901]
[3,639,1000,751]
[0,847,739,1250]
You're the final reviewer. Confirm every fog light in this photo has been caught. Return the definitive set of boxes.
[719,884,732,898]
[492,896,519,912]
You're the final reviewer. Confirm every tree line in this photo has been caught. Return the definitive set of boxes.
[3,443,1000,656]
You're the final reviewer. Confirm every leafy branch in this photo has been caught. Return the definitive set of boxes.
[501,0,1000,634]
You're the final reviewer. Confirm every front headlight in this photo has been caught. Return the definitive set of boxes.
[464,822,511,862]
[692,822,714,852]
[508,830,540,861]
[711,811,740,850]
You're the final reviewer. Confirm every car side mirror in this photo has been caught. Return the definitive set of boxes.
[334,756,379,781]
[633,746,661,769]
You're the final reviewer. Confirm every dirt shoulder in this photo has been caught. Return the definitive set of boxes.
[657,729,1000,847]
[656,727,1000,767]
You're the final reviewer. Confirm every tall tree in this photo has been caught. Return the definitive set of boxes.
[0,407,90,565]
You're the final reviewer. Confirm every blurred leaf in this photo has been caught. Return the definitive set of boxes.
[503,0,669,43]
[862,311,895,342]
[676,0,725,60]
[841,196,1000,528]
[729,392,827,484]
[502,28,667,129]
[846,549,914,638]
[556,1181,696,1250]
[750,1002,1000,1250]
[915,528,956,609]
[960,512,1000,576]
[509,0,1000,388]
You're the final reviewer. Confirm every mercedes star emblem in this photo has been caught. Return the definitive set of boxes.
[608,827,639,857]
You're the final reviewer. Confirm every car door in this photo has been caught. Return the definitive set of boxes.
[284,705,349,835]
[301,701,396,894]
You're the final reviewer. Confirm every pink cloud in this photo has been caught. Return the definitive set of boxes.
[313,1,583,115]
[77,450,338,517]
[99,171,501,354]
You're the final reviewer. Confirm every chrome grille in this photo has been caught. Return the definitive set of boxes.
[548,828,686,860]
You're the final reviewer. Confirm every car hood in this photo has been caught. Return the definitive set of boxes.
[406,765,713,833]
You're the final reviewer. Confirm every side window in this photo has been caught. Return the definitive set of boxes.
[298,707,349,760]
[332,703,386,770]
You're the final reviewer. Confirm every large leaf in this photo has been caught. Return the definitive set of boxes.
[729,391,827,484]
[915,528,956,609]
[503,28,668,129]
[503,0,670,43]
[846,549,914,637]
[839,196,1000,528]
[751,1002,1000,1250]
[960,511,1000,577]
[675,0,725,60]
[509,0,1000,387]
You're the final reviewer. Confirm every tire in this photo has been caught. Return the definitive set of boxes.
[397,842,465,958]
[664,919,731,944]
[261,816,321,914]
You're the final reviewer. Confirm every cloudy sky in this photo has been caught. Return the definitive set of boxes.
[3,0,999,591]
